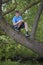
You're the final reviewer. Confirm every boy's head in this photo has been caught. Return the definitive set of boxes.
[15,10,20,17]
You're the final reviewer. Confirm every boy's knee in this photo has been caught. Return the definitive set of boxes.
[25,22,27,25]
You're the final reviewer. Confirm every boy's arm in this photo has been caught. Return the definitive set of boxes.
[13,22,18,26]
[12,16,18,26]
[13,20,24,26]
[16,20,24,24]
[12,16,24,26]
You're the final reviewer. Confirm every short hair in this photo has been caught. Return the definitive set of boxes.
[15,10,20,13]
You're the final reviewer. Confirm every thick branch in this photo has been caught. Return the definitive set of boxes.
[0,16,43,57]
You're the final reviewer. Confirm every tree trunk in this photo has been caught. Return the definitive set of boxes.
[0,0,43,57]
[0,0,2,10]
[30,1,43,39]
[41,0,43,8]
[2,0,10,4]
[0,16,43,57]
[0,0,2,17]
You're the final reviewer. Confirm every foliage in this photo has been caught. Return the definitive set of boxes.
[0,60,42,65]
[0,0,43,62]
[0,35,38,60]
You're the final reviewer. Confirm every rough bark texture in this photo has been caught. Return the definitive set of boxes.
[0,16,43,57]
[30,1,43,39]
[0,0,2,18]
[41,0,43,8]
[0,0,2,11]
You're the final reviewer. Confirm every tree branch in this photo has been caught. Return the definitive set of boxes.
[3,0,40,16]
[30,1,43,39]
[2,0,10,4]
[21,0,40,14]
[0,16,43,57]
[3,5,16,16]
[3,0,17,16]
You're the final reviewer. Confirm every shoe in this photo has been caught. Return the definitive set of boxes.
[25,33,30,37]
[15,28,20,32]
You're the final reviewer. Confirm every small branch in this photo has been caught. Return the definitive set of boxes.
[21,0,40,14]
[30,1,43,39]
[2,0,10,4]
[3,5,16,16]
[3,1,40,16]
[3,0,17,16]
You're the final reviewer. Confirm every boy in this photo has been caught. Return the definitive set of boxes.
[12,10,30,37]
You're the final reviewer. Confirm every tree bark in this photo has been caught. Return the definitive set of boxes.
[0,0,2,11]
[30,1,43,39]
[0,0,2,19]
[0,16,43,57]
[0,0,43,57]
[41,0,43,8]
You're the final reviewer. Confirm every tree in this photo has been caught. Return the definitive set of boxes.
[0,0,2,12]
[0,0,43,57]
[30,0,43,39]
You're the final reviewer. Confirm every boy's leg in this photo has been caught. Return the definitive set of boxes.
[17,21,28,32]
[17,20,24,31]
[18,21,23,28]
[13,25,20,32]
[24,22,30,37]
[24,22,28,32]
[18,21,30,37]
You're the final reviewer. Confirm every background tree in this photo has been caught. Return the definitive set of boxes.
[30,0,43,39]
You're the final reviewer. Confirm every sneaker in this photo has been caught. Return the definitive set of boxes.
[15,28,20,32]
[25,33,30,37]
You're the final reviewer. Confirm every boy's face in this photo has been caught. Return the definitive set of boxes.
[15,12,20,17]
